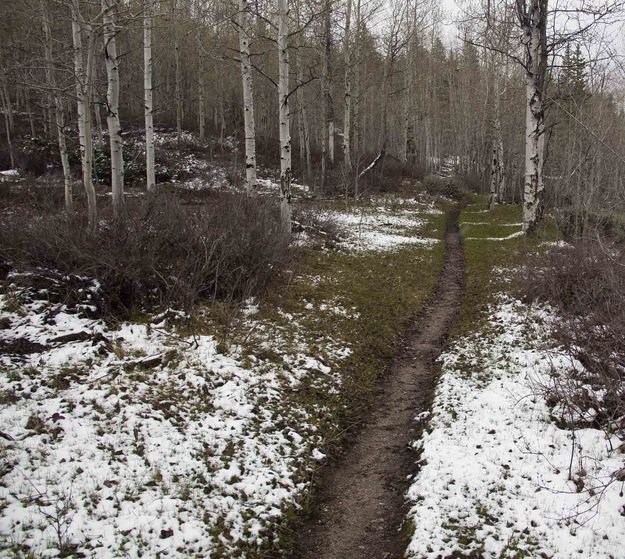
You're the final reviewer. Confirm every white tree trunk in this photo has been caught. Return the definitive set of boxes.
[102,0,125,216]
[293,0,312,188]
[173,0,182,136]
[489,73,506,209]
[239,0,257,195]
[342,0,352,171]
[352,0,361,165]
[144,0,156,191]
[489,109,505,209]
[71,1,97,230]
[321,0,334,187]
[93,101,104,143]
[277,0,292,233]
[518,0,548,234]
[197,28,205,143]
[26,90,36,137]
[41,0,73,213]
[324,1,334,166]
[400,56,410,164]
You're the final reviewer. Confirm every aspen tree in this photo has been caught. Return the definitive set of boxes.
[197,26,205,143]
[277,0,292,233]
[343,0,353,171]
[238,0,257,195]
[489,77,505,209]
[294,50,312,186]
[102,0,125,215]
[516,0,548,234]
[321,0,334,189]
[71,0,97,230]
[486,3,505,209]
[351,0,361,165]
[173,0,182,136]
[0,79,15,170]
[294,0,312,188]
[144,0,156,191]
[41,0,73,213]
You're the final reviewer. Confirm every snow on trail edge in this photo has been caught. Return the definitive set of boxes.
[406,298,625,559]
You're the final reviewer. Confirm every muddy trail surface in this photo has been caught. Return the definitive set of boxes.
[292,205,465,559]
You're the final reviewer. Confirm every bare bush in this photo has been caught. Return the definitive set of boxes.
[292,206,344,243]
[0,192,290,317]
[354,153,424,195]
[520,243,625,448]
[422,174,466,199]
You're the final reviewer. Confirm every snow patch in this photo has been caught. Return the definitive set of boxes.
[406,298,625,559]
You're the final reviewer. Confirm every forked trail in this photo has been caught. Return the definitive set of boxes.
[293,206,465,559]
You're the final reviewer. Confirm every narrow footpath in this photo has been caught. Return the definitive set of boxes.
[293,204,465,559]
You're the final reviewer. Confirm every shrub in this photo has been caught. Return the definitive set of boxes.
[93,137,175,187]
[0,148,13,170]
[457,172,481,194]
[292,206,344,243]
[519,242,625,450]
[15,136,60,175]
[0,192,291,317]
[422,174,465,199]
[327,153,425,198]
[0,175,66,214]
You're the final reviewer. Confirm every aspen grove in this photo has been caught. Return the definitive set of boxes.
[1,1,625,558]
[0,0,624,233]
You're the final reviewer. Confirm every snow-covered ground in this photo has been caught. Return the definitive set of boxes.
[465,230,524,241]
[406,297,625,559]
[0,274,352,557]
[327,205,439,252]
[0,194,444,557]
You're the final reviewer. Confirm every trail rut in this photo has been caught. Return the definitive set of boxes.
[292,205,465,559]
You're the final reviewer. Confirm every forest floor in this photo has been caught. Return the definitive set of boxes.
[1,140,624,559]
[0,155,450,558]
[292,205,464,559]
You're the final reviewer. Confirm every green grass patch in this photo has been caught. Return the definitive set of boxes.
[255,207,447,428]
[452,194,560,338]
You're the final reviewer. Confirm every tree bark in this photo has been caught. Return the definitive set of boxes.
[238,0,257,195]
[1,73,14,134]
[295,53,312,188]
[294,0,312,189]
[342,0,353,171]
[41,0,73,213]
[321,0,334,188]
[489,75,506,208]
[144,0,156,191]
[517,0,548,234]
[93,100,104,143]
[71,0,97,230]
[173,0,182,136]
[102,0,125,216]
[352,0,361,167]
[277,0,292,233]
[25,89,36,137]
[197,27,205,143]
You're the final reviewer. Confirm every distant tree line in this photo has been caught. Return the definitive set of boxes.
[0,0,624,235]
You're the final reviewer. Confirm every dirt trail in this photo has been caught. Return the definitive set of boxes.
[292,205,465,559]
